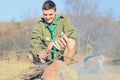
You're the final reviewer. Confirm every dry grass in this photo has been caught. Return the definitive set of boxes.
[0,54,120,80]
[0,60,34,80]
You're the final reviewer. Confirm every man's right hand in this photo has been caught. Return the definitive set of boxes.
[38,50,49,63]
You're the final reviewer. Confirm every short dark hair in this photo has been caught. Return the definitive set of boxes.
[42,0,56,10]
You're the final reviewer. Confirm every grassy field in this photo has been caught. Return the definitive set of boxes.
[0,60,34,80]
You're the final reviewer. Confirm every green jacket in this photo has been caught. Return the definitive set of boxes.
[30,14,77,60]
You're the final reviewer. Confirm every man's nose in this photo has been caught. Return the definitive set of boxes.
[46,15,51,19]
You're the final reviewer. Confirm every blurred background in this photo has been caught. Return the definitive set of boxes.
[0,0,120,62]
[0,0,120,80]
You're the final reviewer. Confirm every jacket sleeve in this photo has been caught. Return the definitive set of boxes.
[29,22,43,55]
[62,14,77,40]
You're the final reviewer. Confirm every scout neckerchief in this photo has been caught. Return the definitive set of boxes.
[47,16,58,59]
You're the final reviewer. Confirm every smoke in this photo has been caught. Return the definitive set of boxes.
[70,55,120,80]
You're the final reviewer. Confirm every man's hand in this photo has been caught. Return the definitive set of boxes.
[38,50,49,63]
[38,35,70,63]
[47,41,54,51]
[63,35,70,43]
[54,35,70,50]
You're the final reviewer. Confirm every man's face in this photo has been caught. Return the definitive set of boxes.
[42,8,56,24]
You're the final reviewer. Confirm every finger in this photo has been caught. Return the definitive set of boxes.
[60,38,67,46]
[56,39,64,48]
[40,58,46,63]
[39,53,47,59]
[39,50,48,55]
[39,53,44,59]
[53,41,62,50]
[63,35,69,43]
[47,42,54,50]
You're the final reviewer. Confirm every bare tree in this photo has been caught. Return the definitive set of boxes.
[66,0,99,17]
[65,0,120,58]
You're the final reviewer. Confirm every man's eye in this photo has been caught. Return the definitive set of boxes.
[44,14,47,16]
[49,14,53,16]
[43,14,53,16]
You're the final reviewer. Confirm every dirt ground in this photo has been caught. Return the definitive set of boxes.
[0,60,34,80]
[0,54,120,80]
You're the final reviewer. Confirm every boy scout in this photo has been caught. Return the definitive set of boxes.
[28,0,77,64]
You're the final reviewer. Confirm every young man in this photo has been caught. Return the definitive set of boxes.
[28,0,77,64]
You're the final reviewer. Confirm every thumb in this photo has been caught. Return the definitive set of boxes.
[40,58,46,63]
[47,42,54,50]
